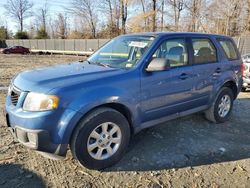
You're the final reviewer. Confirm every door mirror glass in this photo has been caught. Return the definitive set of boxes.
[146,58,170,72]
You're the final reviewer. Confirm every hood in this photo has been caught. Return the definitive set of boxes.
[13,62,123,93]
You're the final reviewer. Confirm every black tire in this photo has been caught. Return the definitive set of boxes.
[205,87,234,123]
[241,87,247,92]
[70,107,130,170]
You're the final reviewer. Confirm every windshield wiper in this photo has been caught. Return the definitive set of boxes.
[81,60,114,68]
[79,59,92,64]
[94,62,113,68]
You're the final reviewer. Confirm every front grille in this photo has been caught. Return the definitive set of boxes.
[10,87,21,106]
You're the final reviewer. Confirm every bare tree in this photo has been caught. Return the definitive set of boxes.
[104,0,114,25]
[120,0,128,34]
[37,2,49,32]
[185,0,203,32]
[4,0,33,32]
[204,0,243,36]
[100,0,120,37]
[68,0,97,38]
[230,1,241,36]
[245,0,250,33]
[139,0,147,30]
[160,0,164,31]
[151,0,157,32]
[55,13,68,39]
[167,0,184,31]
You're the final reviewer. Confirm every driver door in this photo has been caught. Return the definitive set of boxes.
[140,38,196,123]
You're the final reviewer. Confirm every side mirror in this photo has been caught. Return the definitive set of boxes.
[146,58,170,72]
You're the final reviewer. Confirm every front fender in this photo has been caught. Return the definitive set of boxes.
[68,86,139,114]
[49,85,141,146]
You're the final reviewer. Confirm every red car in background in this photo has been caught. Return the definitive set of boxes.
[1,46,30,54]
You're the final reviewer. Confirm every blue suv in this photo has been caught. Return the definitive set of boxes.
[5,33,243,169]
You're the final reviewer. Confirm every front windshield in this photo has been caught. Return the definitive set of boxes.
[87,35,155,69]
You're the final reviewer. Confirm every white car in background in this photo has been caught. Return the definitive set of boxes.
[242,54,250,92]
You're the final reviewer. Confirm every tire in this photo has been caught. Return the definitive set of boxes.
[70,107,131,170]
[205,87,234,123]
[241,87,247,92]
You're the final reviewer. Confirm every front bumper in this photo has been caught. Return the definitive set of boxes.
[5,91,83,157]
[6,114,67,157]
[7,124,63,153]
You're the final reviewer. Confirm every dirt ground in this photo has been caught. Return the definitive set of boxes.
[1,54,250,188]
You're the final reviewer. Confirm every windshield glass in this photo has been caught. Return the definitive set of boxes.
[88,35,155,69]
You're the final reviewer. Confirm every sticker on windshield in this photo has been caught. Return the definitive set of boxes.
[129,41,148,48]
[126,63,133,68]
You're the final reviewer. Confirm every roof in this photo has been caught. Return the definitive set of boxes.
[122,32,230,38]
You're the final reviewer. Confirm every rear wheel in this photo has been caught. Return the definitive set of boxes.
[70,107,130,170]
[205,87,234,123]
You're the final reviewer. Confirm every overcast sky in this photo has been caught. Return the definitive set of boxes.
[0,0,72,32]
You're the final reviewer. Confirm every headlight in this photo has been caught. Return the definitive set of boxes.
[23,92,59,112]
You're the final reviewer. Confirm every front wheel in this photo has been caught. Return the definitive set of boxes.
[70,108,130,170]
[205,87,234,123]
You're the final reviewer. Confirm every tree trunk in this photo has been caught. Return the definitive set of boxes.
[161,0,164,31]
[108,0,113,24]
[246,0,250,32]
[120,0,127,34]
[191,0,196,32]
[152,0,156,32]
[89,11,96,38]
[140,0,147,31]
[20,17,23,32]
[173,0,178,30]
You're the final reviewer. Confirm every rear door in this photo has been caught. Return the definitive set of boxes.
[217,38,242,86]
[190,37,223,106]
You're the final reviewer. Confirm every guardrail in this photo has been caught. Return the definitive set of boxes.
[30,49,94,56]
[0,39,110,52]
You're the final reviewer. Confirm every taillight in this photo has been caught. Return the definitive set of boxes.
[241,63,245,76]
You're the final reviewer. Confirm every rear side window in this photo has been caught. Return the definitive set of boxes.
[192,38,217,64]
[218,39,238,60]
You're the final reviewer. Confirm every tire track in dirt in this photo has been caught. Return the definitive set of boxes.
[1,55,250,187]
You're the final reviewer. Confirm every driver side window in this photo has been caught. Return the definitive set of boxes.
[153,38,188,67]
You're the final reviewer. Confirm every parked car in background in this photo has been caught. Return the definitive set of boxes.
[1,46,30,54]
[5,32,243,170]
[242,54,250,91]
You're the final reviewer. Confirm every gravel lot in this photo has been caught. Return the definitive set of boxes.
[1,54,250,188]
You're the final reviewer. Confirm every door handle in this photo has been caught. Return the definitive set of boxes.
[179,73,189,80]
[212,68,222,77]
[215,68,221,73]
